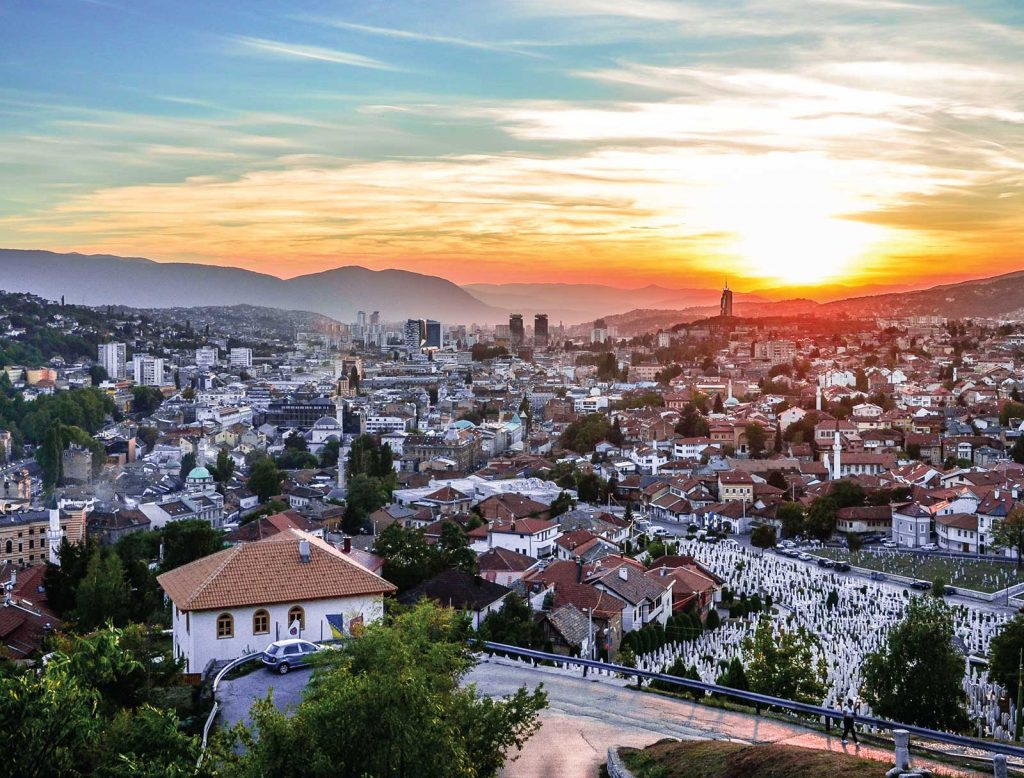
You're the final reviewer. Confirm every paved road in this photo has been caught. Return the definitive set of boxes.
[219,656,981,777]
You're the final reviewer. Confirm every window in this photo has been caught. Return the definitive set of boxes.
[4,540,10,554]
[288,605,305,630]
[216,613,234,639]
[253,609,270,635]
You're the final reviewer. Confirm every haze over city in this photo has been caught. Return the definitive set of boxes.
[6,3,1024,778]
[2,0,1023,291]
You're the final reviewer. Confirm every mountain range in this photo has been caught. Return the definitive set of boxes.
[0,250,500,324]
[1,249,1023,327]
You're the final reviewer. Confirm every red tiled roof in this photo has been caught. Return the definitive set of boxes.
[158,528,395,612]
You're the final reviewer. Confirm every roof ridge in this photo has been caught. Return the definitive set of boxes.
[183,544,242,610]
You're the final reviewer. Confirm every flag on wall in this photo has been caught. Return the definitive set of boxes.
[326,614,345,640]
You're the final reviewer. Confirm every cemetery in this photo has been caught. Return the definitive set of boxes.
[631,540,1021,742]
[814,548,1024,594]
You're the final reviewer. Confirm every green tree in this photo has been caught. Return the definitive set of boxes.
[715,656,749,692]
[136,426,159,451]
[0,626,208,778]
[861,597,969,731]
[160,519,225,572]
[214,447,235,483]
[89,364,108,386]
[178,452,196,482]
[988,614,1024,690]
[276,448,319,470]
[478,594,545,650]
[776,502,805,538]
[549,491,574,518]
[74,548,131,631]
[846,532,863,553]
[435,522,477,575]
[131,386,164,416]
[750,524,776,554]
[993,506,1024,569]
[744,422,766,459]
[742,617,827,704]
[318,438,341,468]
[248,456,282,503]
[343,473,390,533]
[1000,401,1024,426]
[804,496,837,541]
[374,524,435,593]
[228,602,546,778]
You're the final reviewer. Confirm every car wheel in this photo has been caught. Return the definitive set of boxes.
[278,662,290,675]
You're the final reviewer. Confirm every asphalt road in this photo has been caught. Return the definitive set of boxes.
[218,656,980,778]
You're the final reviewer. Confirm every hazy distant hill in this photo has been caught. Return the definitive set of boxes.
[821,270,1024,319]
[578,270,1024,336]
[0,250,502,324]
[462,282,767,324]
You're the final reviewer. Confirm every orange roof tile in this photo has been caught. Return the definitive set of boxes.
[157,528,395,612]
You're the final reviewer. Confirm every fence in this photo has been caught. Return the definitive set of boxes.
[478,640,1024,761]
[196,653,262,769]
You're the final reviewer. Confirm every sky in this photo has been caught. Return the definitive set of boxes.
[1,0,1022,292]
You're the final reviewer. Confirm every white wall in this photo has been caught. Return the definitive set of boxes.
[172,594,385,674]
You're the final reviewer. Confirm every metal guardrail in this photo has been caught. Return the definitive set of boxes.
[478,640,1024,760]
[196,652,262,769]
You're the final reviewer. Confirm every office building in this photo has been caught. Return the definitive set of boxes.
[534,314,549,348]
[229,347,253,368]
[404,319,425,352]
[195,346,219,369]
[509,314,524,347]
[720,283,734,318]
[97,342,127,379]
[425,319,443,350]
[591,318,608,344]
[132,354,167,387]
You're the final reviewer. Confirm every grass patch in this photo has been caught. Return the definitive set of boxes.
[621,740,895,778]
[815,548,1024,593]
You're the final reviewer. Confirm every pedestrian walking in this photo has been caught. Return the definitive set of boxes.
[841,699,859,745]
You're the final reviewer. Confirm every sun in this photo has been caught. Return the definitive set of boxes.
[694,156,885,288]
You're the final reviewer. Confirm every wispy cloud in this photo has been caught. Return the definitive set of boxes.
[306,18,546,57]
[233,36,400,71]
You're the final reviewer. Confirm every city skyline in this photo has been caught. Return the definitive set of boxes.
[1,0,1022,290]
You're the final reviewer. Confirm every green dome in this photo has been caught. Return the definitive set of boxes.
[187,466,212,481]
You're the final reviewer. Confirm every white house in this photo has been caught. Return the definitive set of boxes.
[892,502,931,548]
[158,529,395,674]
[486,517,560,559]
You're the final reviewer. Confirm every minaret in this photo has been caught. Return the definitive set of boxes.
[47,496,63,566]
[832,430,842,480]
[337,441,350,496]
[815,385,822,412]
[335,395,345,427]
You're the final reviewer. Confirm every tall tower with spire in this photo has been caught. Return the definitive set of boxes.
[720,281,734,318]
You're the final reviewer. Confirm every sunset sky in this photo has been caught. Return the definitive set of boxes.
[1,0,1022,292]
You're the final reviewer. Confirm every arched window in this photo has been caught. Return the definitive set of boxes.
[253,609,269,635]
[216,613,234,639]
[287,605,305,630]
[4,540,10,554]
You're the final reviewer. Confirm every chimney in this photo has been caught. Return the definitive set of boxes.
[576,556,583,584]
[618,566,628,581]
[343,535,352,553]
[298,539,311,563]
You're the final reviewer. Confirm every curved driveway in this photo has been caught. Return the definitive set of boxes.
[219,655,982,777]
